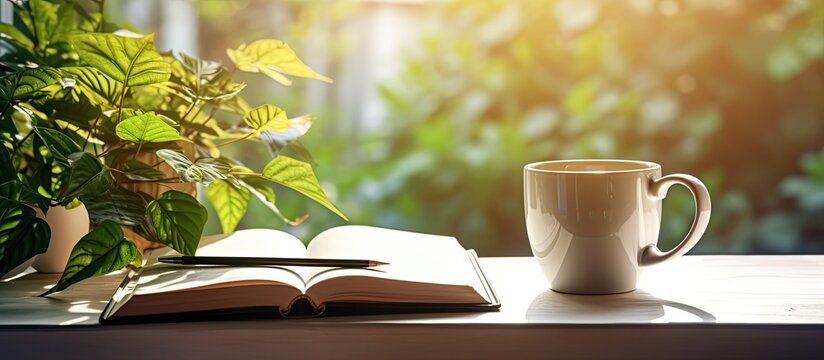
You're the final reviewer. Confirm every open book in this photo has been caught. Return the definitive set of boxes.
[100,225,499,322]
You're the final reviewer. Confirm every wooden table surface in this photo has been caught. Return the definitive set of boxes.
[2,256,823,359]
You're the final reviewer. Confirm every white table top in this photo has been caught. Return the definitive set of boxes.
[1,255,823,327]
[2,256,824,359]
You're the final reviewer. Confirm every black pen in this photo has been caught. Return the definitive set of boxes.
[158,255,389,268]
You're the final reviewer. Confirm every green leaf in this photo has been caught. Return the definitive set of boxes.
[65,152,113,199]
[234,165,276,204]
[261,156,347,220]
[156,149,198,181]
[81,187,146,226]
[243,104,289,133]
[41,220,137,296]
[78,11,103,33]
[0,67,63,105]
[29,84,103,125]
[119,108,145,119]
[0,180,50,214]
[170,51,246,101]
[194,157,232,183]
[236,166,276,205]
[246,179,276,205]
[69,33,171,87]
[280,140,317,166]
[259,114,315,153]
[206,179,250,234]
[227,39,332,86]
[59,66,122,108]
[155,150,230,183]
[233,167,309,225]
[0,146,14,182]
[33,127,81,165]
[23,0,75,48]
[0,201,51,278]
[147,190,206,255]
[218,94,253,115]
[64,198,83,210]
[0,22,35,50]
[116,112,181,143]
[122,160,167,181]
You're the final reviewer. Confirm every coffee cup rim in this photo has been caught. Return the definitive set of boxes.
[524,159,661,174]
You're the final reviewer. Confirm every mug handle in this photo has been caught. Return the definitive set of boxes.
[640,174,711,266]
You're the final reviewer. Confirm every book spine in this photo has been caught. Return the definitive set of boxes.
[280,295,326,319]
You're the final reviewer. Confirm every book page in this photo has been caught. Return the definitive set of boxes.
[134,229,309,295]
[304,225,490,303]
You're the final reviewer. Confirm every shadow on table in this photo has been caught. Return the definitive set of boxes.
[526,289,716,324]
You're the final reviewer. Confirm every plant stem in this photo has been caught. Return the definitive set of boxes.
[96,0,106,32]
[116,85,129,123]
[205,105,221,124]
[187,105,206,126]
[98,142,123,157]
[131,141,144,161]
[230,171,261,176]
[11,131,33,157]
[181,100,198,122]
[180,100,204,138]
[215,132,254,148]
[0,102,11,120]
[82,114,102,151]
[25,5,41,59]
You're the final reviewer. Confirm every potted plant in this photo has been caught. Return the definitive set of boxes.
[0,0,346,294]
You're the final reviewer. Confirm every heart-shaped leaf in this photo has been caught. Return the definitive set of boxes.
[122,160,167,181]
[81,187,146,226]
[170,51,246,101]
[155,150,230,184]
[70,33,171,87]
[65,152,113,199]
[262,156,347,220]
[206,179,250,234]
[41,220,137,296]
[33,127,81,165]
[147,190,207,255]
[227,39,332,86]
[60,66,121,108]
[0,201,51,278]
[260,114,314,151]
[194,158,232,184]
[243,104,289,134]
[116,112,181,143]
[0,67,63,105]
[156,149,195,181]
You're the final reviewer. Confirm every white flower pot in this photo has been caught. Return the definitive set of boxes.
[33,205,90,273]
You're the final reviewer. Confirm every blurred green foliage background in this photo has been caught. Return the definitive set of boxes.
[111,0,824,255]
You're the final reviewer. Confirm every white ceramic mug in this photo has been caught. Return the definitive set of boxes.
[524,159,711,294]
